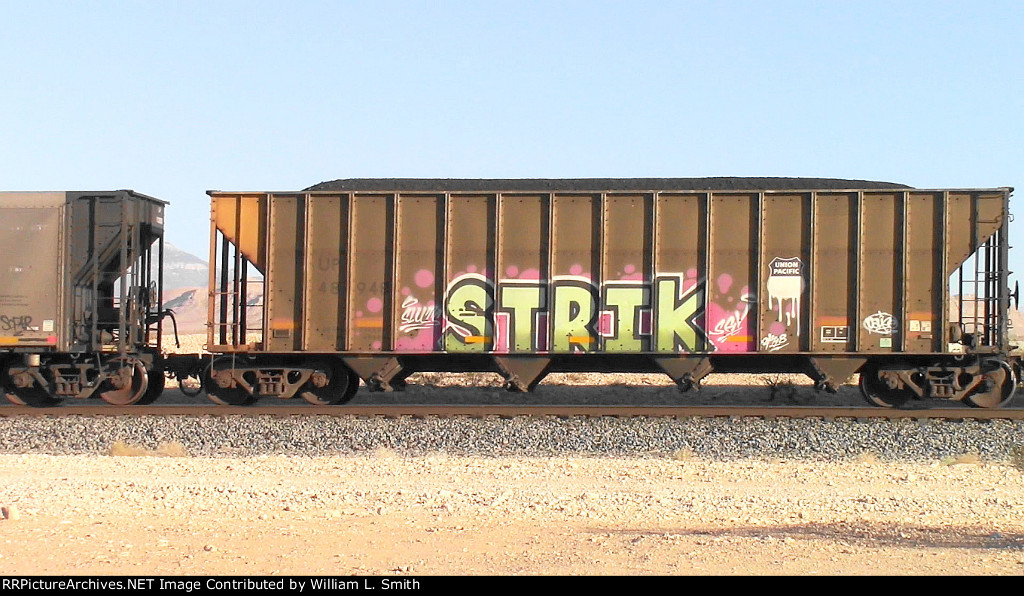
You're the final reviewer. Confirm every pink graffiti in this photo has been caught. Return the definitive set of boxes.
[395,332,437,351]
[705,287,755,352]
[414,269,434,288]
[717,274,733,294]
[493,312,510,353]
[616,264,643,281]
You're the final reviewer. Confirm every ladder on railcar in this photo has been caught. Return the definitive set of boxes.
[955,196,1012,350]
[73,194,162,355]
[209,227,264,349]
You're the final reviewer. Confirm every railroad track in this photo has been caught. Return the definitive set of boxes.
[2,404,1023,420]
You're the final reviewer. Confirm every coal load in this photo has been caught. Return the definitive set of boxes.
[304,177,911,193]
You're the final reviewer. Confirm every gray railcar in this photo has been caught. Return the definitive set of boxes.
[0,191,169,405]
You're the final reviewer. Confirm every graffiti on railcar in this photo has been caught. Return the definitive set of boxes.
[383,263,818,354]
[766,257,804,335]
[705,272,756,352]
[398,296,441,333]
[440,271,711,354]
[760,332,789,352]
[863,311,897,335]
[393,267,444,351]
[0,314,34,334]
[442,273,494,352]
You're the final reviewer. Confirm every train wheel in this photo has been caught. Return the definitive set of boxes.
[343,373,361,402]
[99,360,149,406]
[301,363,355,405]
[858,362,913,408]
[5,387,62,407]
[1,360,61,407]
[177,374,204,397]
[204,365,256,406]
[135,370,166,405]
[964,360,1016,408]
[206,386,256,406]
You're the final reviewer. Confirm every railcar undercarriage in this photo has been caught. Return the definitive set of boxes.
[858,356,1017,409]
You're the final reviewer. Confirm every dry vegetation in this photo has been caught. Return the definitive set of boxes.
[107,441,189,458]
[161,333,210,355]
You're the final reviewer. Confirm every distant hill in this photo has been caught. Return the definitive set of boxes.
[161,287,206,334]
[950,295,1024,343]
[158,243,267,334]
[161,285,264,335]
[162,242,209,291]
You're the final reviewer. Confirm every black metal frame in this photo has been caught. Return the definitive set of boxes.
[73,192,165,355]
[954,192,1012,351]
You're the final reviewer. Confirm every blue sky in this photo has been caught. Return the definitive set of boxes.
[1,1,1022,275]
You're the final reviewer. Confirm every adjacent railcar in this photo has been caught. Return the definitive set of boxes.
[205,179,1017,408]
[0,191,170,406]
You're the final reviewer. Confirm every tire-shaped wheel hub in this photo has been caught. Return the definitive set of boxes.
[301,361,357,405]
[964,359,1016,408]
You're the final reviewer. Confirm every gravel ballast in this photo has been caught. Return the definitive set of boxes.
[1,414,1022,462]
[3,373,1021,462]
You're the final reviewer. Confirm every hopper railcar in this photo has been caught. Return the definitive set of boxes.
[0,191,179,406]
[201,179,1018,408]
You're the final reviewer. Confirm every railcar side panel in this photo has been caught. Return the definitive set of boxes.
[304,194,345,352]
[601,194,651,353]
[758,193,809,354]
[0,195,65,349]
[858,193,901,353]
[905,192,941,354]
[550,194,598,353]
[394,195,443,352]
[494,195,545,354]
[208,187,1012,360]
[707,194,756,353]
[653,193,703,353]
[347,195,388,352]
[266,194,302,352]
[810,193,856,353]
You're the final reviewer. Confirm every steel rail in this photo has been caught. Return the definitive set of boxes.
[1,404,1023,420]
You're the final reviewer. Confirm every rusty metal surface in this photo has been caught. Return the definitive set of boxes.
[0,193,65,349]
[207,184,1012,369]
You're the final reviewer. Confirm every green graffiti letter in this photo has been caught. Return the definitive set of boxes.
[604,285,650,352]
[444,276,493,352]
[655,277,705,353]
[498,284,545,352]
[552,281,597,353]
